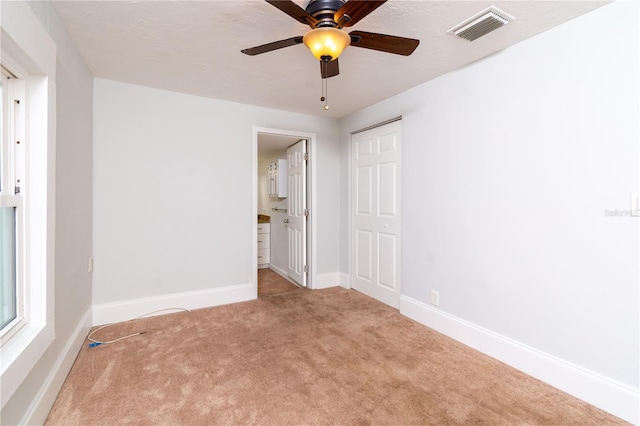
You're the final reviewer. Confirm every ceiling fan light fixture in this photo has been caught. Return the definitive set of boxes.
[303,27,350,61]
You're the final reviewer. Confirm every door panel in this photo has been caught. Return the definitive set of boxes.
[379,133,397,153]
[377,232,397,290]
[356,138,373,158]
[378,162,397,216]
[356,165,373,215]
[356,229,373,281]
[351,121,401,308]
[287,140,307,287]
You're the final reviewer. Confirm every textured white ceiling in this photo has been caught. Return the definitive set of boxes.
[52,0,608,118]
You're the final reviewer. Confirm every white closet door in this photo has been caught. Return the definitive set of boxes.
[351,121,401,308]
[287,140,307,287]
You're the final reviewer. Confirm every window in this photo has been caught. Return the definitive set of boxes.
[1,66,25,342]
[0,23,55,407]
[0,207,17,330]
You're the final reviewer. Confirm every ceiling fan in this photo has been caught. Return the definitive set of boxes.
[241,0,420,79]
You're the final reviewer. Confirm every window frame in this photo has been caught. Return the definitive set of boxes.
[1,65,27,344]
[0,11,57,409]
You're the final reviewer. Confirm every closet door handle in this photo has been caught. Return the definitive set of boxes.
[283,219,289,224]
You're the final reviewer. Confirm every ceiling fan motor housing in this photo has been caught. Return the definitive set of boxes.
[306,0,346,27]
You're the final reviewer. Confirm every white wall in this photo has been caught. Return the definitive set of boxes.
[0,1,94,424]
[93,79,340,313]
[340,0,638,422]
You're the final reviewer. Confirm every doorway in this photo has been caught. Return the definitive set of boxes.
[252,127,317,298]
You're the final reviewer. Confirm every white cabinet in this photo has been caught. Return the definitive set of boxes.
[257,223,270,267]
[268,159,288,198]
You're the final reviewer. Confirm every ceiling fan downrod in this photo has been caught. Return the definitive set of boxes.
[306,0,346,28]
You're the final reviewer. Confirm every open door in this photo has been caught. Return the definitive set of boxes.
[287,140,307,287]
[254,126,316,296]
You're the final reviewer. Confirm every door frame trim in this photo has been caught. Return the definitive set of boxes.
[252,126,317,296]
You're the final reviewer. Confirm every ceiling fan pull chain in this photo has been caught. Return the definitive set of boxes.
[324,77,329,111]
[321,58,329,111]
[320,63,325,103]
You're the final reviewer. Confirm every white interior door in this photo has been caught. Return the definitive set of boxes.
[351,121,401,308]
[287,140,307,287]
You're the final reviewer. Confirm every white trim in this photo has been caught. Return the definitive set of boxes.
[21,308,92,426]
[92,283,255,326]
[267,265,304,289]
[339,272,350,289]
[252,127,318,291]
[0,71,27,344]
[252,129,258,297]
[0,4,57,79]
[0,4,57,407]
[268,266,347,291]
[313,272,349,289]
[0,322,54,408]
[268,264,290,281]
[400,295,639,424]
[0,73,55,410]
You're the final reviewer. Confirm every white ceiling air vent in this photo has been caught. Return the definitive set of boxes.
[448,6,514,42]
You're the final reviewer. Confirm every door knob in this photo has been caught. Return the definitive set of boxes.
[283,219,289,223]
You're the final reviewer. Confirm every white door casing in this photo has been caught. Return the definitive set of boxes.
[253,127,316,296]
[287,140,307,287]
[351,121,401,308]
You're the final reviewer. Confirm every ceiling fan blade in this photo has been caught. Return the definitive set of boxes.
[335,0,386,28]
[265,0,318,27]
[320,58,340,78]
[241,36,304,56]
[349,31,419,56]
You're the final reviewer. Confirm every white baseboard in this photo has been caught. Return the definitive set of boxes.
[22,308,92,426]
[270,267,348,291]
[92,282,255,326]
[313,272,348,289]
[337,272,349,289]
[269,264,337,290]
[268,265,305,289]
[400,295,639,425]
[268,264,290,280]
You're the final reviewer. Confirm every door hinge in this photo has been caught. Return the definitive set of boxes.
[303,208,309,217]
[14,185,20,195]
[304,153,309,161]
[303,265,309,273]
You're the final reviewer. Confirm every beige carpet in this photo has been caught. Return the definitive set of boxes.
[258,268,301,297]
[46,287,626,425]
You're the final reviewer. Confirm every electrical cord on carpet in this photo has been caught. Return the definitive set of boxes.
[87,308,191,348]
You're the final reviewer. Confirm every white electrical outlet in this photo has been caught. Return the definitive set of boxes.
[88,256,93,273]
[430,290,440,307]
